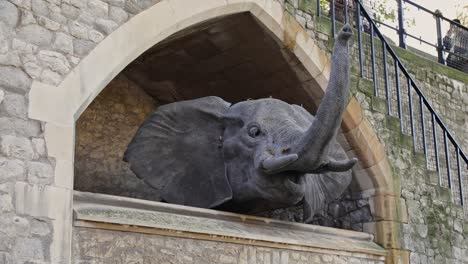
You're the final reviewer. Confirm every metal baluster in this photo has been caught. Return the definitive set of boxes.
[420,97,428,169]
[331,0,336,37]
[456,147,464,206]
[382,42,390,114]
[317,0,321,17]
[435,14,445,64]
[408,77,416,152]
[397,0,407,48]
[444,131,452,191]
[395,59,403,133]
[344,0,349,24]
[432,114,440,184]
[370,26,378,96]
[357,4,363,78]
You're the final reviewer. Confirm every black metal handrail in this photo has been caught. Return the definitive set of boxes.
[318,0,468,208]
[393,0,467,70]
[318,0,468,73]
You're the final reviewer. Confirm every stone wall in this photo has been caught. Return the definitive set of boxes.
[72,227,385,264]
[0,0,161,262]
[74,74,158,200]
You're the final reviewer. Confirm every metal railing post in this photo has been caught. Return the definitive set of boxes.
[398,0,407,48]
[331,0,336,37]
[356,4,363,78]
[344,0,349,24]
[317,0,321,17]
[435,12,446,64]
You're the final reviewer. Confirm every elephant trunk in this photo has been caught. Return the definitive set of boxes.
[262,25,356,174]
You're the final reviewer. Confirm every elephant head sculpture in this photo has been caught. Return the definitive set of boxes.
[124,25,355,223]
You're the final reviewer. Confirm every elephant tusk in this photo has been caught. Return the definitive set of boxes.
[262,154,298,174]
[314,158,358,173]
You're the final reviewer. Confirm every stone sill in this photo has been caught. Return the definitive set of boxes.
[73,191,386,260]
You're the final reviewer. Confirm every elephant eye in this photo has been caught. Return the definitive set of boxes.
[247,124,261,138]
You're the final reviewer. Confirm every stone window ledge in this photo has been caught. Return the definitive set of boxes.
[73,191,386,260]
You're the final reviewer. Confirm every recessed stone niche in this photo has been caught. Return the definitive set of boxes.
[74,12,372,231]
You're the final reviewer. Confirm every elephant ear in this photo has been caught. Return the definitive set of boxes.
[302,140,352,223]
[124,96,233,208]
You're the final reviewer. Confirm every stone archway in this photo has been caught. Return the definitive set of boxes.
[26,0,401,262]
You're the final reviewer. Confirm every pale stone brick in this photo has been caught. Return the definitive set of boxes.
[68,21,88,39]
[1,93,27,118]
[109,6,128,24]
[37,50,71,74]
[17,24,53,47]
[31,0,49,17]
[27,161,54,184]
[13,237,44,262]
[94,18,118,35]
[32,138,47,157]
[52,32,73,54]
[0,117,41,137]
[0,51,21,67]
[73,39,95,56]
[24,61,43,79]
[30,218,51,236]
[0,135,34,159]
[88,0,109,17]
[37,16,61,31]
[0,194,14,212]
[19,9,36,26]
[40,68,62,85]
[0,66,31,93]
[103,0,125,7]
[0,1,19,28]
[88,29,105,43]
[61,3,80,20]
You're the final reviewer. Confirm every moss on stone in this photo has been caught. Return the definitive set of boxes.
[299,0,316,14]
[392,46,468,84]
[371,97,388,114]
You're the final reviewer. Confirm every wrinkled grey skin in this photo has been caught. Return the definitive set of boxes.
[124,25,355,223]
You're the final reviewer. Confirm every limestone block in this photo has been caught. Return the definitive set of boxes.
[11,38,37,54]
[52,32,73,54]
[13,237,45,262]
[124,0,158,14]
[104,0,126,7]
[15,182,72,219]
[40,68,62,85]
[0,135,34,160]
[17,24,52,47]
[27,161,54,184]
[0,1,19,28]
[0,194,14,212]
[37,50,71,75]
[68,21,89,39]
[0,158,25,182]
[0,117,41,137]
[95,18,118,35]
[32,138,46,157]
[30,218,51,236]
[61,3,80,20]
[37,16,61,31]
[0,51,21,67]
[73,39,95,57]
[88,0,109,18]
[109,6,128,24]
[88,29,105,43]
[0,66,31,93]
[1,93,27,118]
